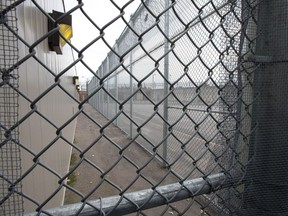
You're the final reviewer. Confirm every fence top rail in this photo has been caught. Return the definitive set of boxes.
[25,173,233,216]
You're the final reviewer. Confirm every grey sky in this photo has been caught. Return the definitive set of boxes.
[65,0,140,82]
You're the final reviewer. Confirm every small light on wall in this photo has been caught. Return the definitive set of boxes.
[73,76,79,85]
[59,24,73,47]
[76,85,80,91]
[48,10,72,54]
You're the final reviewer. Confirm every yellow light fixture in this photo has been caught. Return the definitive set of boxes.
[59,24,73,47]
[48,10,72,54]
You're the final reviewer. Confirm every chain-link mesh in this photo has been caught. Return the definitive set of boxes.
[0,0,23,215]
[1,0,287,215]
[88,1,259,214]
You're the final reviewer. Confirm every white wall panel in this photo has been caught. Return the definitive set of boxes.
[17,1,78,212]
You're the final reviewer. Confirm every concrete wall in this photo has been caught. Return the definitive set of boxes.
[16,1,78,213]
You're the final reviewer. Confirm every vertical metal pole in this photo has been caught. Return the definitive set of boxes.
[86,79,89,103]
[129,19,134,139]
[101,64,104,114]
[115,44,119,126]
[106,57,110,119]
[98,69,101,111]
[98,71,100,111]
[163,0,170,164]
[96,77,98,110]
[97,71,100,111]
[243,1,288,215]
[152,74,156,100]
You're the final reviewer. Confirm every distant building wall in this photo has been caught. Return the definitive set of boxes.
[116,85,218,105]
[170,85,219,105]
[78,90,88,102]
[16,1,78,213]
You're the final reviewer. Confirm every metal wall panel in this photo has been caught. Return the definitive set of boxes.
[17,1,78,213]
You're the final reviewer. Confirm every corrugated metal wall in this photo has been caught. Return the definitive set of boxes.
[16,1,78,213]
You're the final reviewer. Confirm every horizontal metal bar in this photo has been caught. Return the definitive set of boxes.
[168,106,235,115]
[246,55,288,63]
[25,173,236,216]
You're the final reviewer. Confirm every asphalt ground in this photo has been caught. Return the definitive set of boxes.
[108,102,223,178]
[64,104,206,215]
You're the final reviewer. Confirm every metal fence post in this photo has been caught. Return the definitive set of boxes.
[114,43,119,126]
[97,73,100,111]
[101,64,104,114]
[129,18,135,139]
[162,0,170,164]
[98,68,101,112]
[243,1,288,215]
[95,71,99,111]
[106,57,110,119]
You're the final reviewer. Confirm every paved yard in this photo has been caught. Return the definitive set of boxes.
[64,104,203,215]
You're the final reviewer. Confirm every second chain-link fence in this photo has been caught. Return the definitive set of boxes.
[88,0,258,214]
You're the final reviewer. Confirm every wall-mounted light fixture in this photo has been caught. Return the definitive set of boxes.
[73,76,80,91]
[48,10,72,54]
[73,76,79,85]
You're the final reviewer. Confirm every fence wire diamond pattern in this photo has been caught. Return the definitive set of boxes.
[2,0,285,215]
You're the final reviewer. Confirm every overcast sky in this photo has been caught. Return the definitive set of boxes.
[65,0,141,82]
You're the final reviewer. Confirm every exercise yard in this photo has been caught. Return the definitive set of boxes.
[64,104,205,215]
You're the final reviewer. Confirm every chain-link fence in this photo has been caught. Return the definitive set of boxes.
[1,0,288,215]
[87,0,258,214]
[0,0,23,215]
